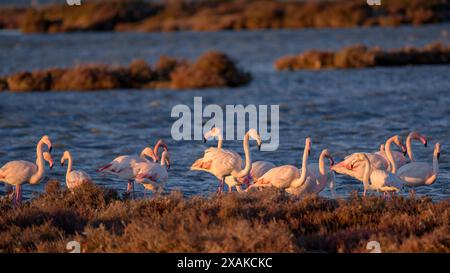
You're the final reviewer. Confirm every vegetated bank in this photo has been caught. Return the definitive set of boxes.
[274,43,450,71]
[0,51,251,92]
[0,180,448,253]
[1,0,449,33]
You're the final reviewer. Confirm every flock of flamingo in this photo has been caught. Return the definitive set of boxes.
[0,128,441,206]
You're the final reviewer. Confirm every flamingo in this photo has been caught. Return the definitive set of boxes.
[376,132,427,168]
[191,128,261,193]
[396,143,440,187]
[287,149,336,197]
[134,150,170,195]
[247,137,311,192]
[61,150,92,190]
[349,153,405,197]
[96,139,167,195]
[228,160,276,192]
[0,135,53,205]
[332,135,406,181]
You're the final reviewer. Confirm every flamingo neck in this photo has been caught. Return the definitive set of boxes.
[430,153,439,184]
[160,153,166,166]
[318,151,326,176]
[233,132,252,178]
[290,143,309,188]
[30,140,45,184]
[362,154,371,190]
[385,137,397,174]
[406,134,415,162]
[217,133,223,150]
[65,153,73,181]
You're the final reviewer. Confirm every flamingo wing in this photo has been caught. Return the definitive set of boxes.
[0,161,37,185]
[257,165,299,189]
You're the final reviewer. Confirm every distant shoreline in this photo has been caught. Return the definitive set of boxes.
[1,0,449,34]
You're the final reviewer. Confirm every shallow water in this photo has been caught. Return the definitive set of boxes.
[0,24,449,201]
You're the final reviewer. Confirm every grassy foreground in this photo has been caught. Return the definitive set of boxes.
[0,181,448,253]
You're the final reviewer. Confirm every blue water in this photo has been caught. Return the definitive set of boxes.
[0,24,449,200]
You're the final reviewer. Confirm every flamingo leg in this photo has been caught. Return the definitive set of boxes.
[15,184,22,206]
[363,189,367,197]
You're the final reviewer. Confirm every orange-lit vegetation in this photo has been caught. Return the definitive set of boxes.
[274,43,450,70]
[0,180,448,253]
[0,51,251,92]
[0,0,448,33]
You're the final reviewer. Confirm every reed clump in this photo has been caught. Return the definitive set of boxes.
[0,181,448,253]
[274,43,450,71]
[2,51,251,92]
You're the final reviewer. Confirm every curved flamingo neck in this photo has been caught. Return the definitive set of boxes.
[385,137,397,174]
[290,142,310,188]
[318,151,327,176]
[232,132,251,178]
[161,152,167,166]
[30,140,45,184]
[65,152,73,180]
[406,134,415,162]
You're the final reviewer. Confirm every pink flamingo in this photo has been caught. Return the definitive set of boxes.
[332,135,406,181]
[288,149,336,197]
[348,153,404,197]
[396,143,440,187]
[376,132,427,168]
[225,161,275,192]
[97,139,167,195]
[191,128,261,193]
[61,150,92,190]
[134,150,171,196]
[247,137,311,192]
[0,136,53,205]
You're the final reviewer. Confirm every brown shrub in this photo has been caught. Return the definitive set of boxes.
[275,43,450,71]
[170,51,251,89]
[0,183,448,253]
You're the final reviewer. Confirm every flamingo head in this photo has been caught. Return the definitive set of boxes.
[248,128,262,150]
[204,127,222,142]
[322,149,334,168]
[153,139,168,160]
[141,147,158,162]
[60,150,70,166]
[434,143,441,160]
[43,152,54,170]
[393,135,407,156]
[162,150,171,170]
[41,135,52,153]
[410,132,428,147]
[379,144,385,152]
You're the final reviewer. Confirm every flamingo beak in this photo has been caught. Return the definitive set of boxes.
[61,162,64,167]
[329,157,335,167]
[203,137,207,143]
[48,146,52,153]
[420,136,427,147]
[437,152,440,160]
[49,162,53,170]
[257,143,261,151]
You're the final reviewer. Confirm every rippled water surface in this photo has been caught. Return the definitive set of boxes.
[0,24,449,200]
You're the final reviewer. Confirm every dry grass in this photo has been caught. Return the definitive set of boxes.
[0,0,448,33]
[0,180,448,253]
[274,43,450,71]
[2,51,251,92]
